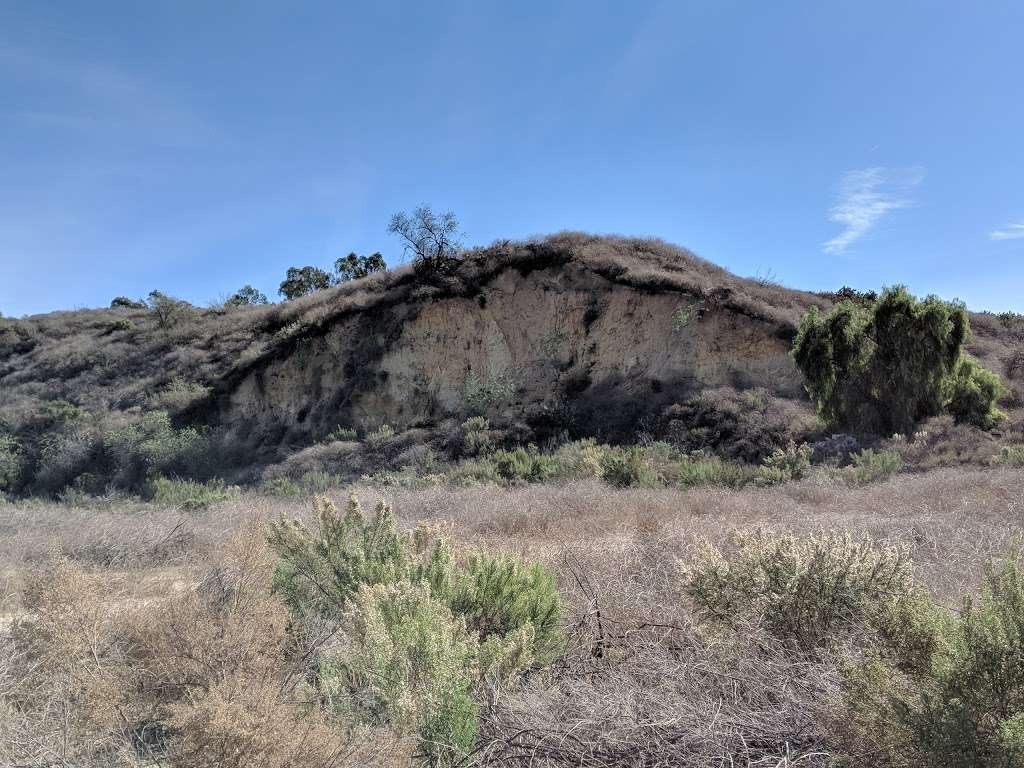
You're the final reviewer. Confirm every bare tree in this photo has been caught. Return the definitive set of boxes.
[387,205,463,274]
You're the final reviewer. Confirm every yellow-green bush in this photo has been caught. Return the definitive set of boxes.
[490,445,557,484]
[0,433,21,493]
[322,581,479,766]
[675,455,753,489]
[146,476,239,509]
[840,547,1024,768]
[845,448,903,485]
[756,440,812,486]
[269,494,563,763]
[599,445,660,488]
[685,530,918,651]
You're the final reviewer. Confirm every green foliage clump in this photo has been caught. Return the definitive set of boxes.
[793,286,1004,435]
[997,445,1024,467]
[845,448,903,486]
[226,284,269,306]
[756,440,812,486]
[322,581,479,765]
[106,317,134,333]
[335,252,387,282]
[147,378,211,414]
[322,425,358,443]
[460,417,493,456]
[145,476,238,509]
[110,295,146,309]
[269,495,563,764]
[146,290,195,329]
[445,457,504,487]
[599,445,660,488]
[462,369,515,417]
[0,433,22,494]
[841,547,1024,768]
[676,455,753,489]
[278,265,333,300]
[491,445,557,484]
[364,423,396,448]
[946,354,1008,430]
[550,438,607,480]
[106,411,212,489]
[686,530,917,651]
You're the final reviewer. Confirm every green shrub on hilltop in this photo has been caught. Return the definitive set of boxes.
[793,286,1005,435]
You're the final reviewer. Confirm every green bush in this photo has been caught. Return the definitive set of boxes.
[110,295,146,309]
[146,378,210,414]
[946,354,1008,429]
[460,417,493,456]
[599,445,660,488]
[322,425,358,443]
[105,411,212,489]
[845,448,903,485]
[321,581,479,766]
[449,553,563,665]
[445,456,503,486]
[550,438,607,480]
[146,290,195,329]
[269,495,564,763]
[841,547,1024,768]
[997,445,1024,467]
[491,445,557,484]
[364,423,396,448]
[676,455,753,489]
[145,476,238,509]
[106,317,134,333]
[756,440,812,486]
[686,530,916,651]
[0,433,22,493]
[793,286,1004,435]
[462,369,515,416]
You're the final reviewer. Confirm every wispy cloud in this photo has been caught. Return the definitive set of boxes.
[822,166,924,255]
[990,223,1024,241]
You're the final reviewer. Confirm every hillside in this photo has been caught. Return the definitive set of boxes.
[2,233,1022,490]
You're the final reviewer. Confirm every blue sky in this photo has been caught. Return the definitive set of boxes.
[2,1,1023,316]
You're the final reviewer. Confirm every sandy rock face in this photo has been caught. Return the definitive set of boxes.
[218,263,803,449]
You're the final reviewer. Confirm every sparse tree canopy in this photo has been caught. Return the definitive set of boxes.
[334,252,387,282]
[387,205,463,274]
[278,266,333,301]
[226,284,269,306]
[146,290,194,329]
[110,296,146,310]
[792,286,1006,435]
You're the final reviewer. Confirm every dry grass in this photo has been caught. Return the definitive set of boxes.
[1,462,1022,765]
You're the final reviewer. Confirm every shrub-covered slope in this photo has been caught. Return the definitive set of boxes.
[1,233,1021,491]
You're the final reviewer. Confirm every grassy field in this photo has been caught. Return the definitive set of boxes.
[2,463,1022,766]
